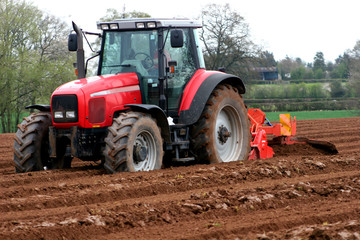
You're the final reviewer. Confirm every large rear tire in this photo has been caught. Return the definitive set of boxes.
[103,112,163,173]
[190,84,250,163]
[13,112,71,173]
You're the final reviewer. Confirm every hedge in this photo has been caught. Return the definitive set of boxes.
[245,98,359,112]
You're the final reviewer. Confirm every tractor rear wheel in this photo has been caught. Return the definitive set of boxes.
[191,84,250,163]
[103,112,163,173]
[13,112,70,173]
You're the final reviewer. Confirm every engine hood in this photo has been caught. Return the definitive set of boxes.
[53,73,140,96]
[51,72,142,129]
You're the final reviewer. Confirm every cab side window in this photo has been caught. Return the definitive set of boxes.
[164,29,197,110]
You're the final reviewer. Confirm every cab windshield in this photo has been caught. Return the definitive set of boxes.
[99,28,198,111]
[100,30,159,77]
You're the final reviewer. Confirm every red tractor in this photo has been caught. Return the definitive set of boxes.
[13,18,253,173]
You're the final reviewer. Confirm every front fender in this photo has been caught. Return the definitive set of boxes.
[25,105,51,112]
[178,70,245,125]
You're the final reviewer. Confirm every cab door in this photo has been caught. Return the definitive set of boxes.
[163,28,198,115]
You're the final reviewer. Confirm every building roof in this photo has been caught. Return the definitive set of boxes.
[252,67,278,73]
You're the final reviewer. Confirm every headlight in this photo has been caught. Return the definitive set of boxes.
[147,22,156,28]
[136,22,156,29]
[100,24,109,30]
[66,111,76,119]
[52,95,78,123]
[109,23,119,29]
[54,111,64,119]
[136,22,145,28]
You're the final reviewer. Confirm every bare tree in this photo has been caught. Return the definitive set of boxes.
[200,3,260,79]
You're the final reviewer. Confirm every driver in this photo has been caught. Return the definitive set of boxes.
[133,50,171,76]
[147,50,171,76]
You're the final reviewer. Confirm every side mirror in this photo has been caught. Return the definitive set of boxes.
[68,33,78,51]
[170,29,183,48]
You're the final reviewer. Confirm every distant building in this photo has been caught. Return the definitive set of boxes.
[252,67,279,80]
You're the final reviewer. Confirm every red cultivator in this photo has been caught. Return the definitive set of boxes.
[248,108,338,160]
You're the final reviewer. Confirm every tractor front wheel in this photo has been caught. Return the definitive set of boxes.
[13,112,70,172]
[191,84,251,163]
[103,112,163,173]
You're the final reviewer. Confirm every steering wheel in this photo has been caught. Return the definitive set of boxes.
[134,52,154,69]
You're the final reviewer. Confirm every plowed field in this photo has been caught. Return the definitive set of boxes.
[1,117,360,240]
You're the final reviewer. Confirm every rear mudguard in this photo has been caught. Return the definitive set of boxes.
[125,104,171,143]
[178,70,246,125]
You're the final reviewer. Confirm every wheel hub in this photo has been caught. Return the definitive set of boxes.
[134,142,148,164]
[218,125,232,144]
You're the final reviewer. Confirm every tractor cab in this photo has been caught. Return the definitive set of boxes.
[87,19,205,116]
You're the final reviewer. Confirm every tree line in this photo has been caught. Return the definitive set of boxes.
[198,4,360,101]
[275,51,349,80]
[0,1,359,133]
[0,0,75,132]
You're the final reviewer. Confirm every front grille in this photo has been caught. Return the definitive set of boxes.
[52,95,78,123]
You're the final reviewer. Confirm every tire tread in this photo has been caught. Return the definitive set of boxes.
[190,84,250,163]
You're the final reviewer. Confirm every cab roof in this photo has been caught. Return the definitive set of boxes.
[97,18,202,30]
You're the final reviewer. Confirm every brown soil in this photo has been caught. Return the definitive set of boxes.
[0,117,360,240]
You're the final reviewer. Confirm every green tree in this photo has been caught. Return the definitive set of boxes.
[314,68,324,79]
[349,41,360,97]
[303,69,314,79]
[0,0,41,132]
[326,61,334,72]
[331,62,348,78]
[290,66,306,79]
[0,0,75,132]
[329,80,346,97]
[331,53,349,79]
[313,51,326,72]
[278,56,304,79]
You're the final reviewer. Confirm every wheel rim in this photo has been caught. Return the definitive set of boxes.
[215,104,242,162]
[133,130,157,171]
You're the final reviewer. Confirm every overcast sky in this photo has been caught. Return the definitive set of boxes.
[30,0,360,63]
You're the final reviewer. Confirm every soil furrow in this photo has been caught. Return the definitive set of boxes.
[0,117,359,239]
